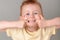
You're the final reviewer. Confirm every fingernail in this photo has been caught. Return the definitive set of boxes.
[25,18,27,20]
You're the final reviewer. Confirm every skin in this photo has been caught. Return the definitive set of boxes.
[21,4,46,32]
[0,3,60,32]
[20,4,60,32]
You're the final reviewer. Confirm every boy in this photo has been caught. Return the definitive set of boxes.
[0,0,60,40]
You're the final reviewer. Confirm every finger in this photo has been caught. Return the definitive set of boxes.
[39,15,44,20]
[24,17,28,23]
[35,15,41,20]
[20,16,29,23]
[34,16,40,25]
[19,16,24,20]
[20,16,26,22]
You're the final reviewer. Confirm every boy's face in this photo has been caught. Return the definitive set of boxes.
[21,4,44,28]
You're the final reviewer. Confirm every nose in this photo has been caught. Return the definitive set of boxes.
[30,14,35,18]
[27,15,36,23]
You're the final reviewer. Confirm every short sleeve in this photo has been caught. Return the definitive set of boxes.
[51,26,56,35]
[6,29,13,37]
[6,28,23,37]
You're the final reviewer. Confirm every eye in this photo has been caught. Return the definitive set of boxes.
[34,13,38,15]
[26,13,30,15]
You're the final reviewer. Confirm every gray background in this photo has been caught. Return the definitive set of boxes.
[0,0,60,40]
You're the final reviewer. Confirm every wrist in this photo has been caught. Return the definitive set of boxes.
[46,20,51,27]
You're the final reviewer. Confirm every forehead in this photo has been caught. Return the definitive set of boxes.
[22,4,41,12]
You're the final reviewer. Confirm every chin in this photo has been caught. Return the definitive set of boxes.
[28,24,38,28]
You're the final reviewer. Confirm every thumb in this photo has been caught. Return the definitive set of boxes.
[39,15,44,20]
[19,16,24,20]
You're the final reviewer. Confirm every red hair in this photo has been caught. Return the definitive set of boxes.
[20,0,44,17]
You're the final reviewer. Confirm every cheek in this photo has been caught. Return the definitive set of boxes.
[34,15,41,20]
[24,15,29,23]
[23,15,27,21]
[24,15,29,19]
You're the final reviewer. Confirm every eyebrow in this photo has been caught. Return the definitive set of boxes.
[33,10,41,12]
[23,10,41,14]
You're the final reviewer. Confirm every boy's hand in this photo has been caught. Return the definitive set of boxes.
[36,19,47,28]
[35,15,47,28]
[16,21,25,28]
[35,15,60,28]
[16,16,25,28]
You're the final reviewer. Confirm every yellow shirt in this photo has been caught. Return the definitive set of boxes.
[6,26,56,40]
